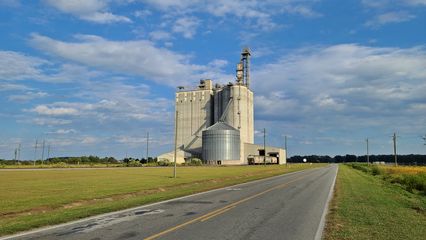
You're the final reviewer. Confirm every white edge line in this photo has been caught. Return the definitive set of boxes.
[0,166,321,240]
[314,164,338,240]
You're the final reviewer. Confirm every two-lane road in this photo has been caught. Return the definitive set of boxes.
[5,165,338,240]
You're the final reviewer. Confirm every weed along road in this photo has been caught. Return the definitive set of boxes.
[5,165,337,240]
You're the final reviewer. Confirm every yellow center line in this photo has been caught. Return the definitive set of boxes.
[144,169,319,240]
[199,205,236,222]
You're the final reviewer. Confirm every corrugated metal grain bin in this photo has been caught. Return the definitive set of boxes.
[202,122,240,162]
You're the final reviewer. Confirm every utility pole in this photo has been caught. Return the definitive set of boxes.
[146,132,150,161]
[285,135,288,165]
[17,143,21,161]
[34,139,38,166]
[173,111,178,178]
[393,133,398,166]
[14,148,17,161]
[263,128,266,166]
[47,145,51,160]
[41,140,45,165]
[366,138,369,165]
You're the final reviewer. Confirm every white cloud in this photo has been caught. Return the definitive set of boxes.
[0,51,48,81]
[141,0,320,33]
[252,44,426,136]
[149,30,172,41]
[8,91,48,102]
[31,118,72,126]
[81,136,98,144]
[365,11,416,27]
[362,0,426,7]
[134,9,152,18]
[172,16,200,38]
[0,50,100,83]
[0,83,32,91]
[32,105,79,116]
[80,12,132,23]
[55,129,77,134]
[29,33,230,86]
[44,0,131,24]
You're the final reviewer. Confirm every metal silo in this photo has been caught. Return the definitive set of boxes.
[202,122,240,163]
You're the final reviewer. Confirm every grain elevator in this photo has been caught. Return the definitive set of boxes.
[158,48,286,165]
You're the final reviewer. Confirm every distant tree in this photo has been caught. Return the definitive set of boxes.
[334,155,344,163]
[345,154,357,162]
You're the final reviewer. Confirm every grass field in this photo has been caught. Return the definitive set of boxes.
[0,164,323,236]
[0,163,125,169]
[324,164,426,240]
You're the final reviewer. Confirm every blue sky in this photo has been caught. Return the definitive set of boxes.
[1,0,425,160]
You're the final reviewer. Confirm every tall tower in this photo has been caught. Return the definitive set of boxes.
[236,48,251,88]
[214,48,254,145]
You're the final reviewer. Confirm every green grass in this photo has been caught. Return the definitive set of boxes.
[0,163,125,168]
[0,164,323,236]
[324,164,426,240]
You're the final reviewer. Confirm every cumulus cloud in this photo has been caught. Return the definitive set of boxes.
[44,0,131,24]
[140,0,320,34]
[362,0,426,8]
[32,105,79,116]
[172,16,200,39]
[0,83,32,91]
[0,51,48,81]
[365,11,416,28]
[252,44,426,138]
[29,33,230,86]
[149,30,172,41]
[0,50,100,83]
[54,129,77,134]
[8,91,48,102]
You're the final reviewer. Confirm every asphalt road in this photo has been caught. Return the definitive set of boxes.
[5,165,338,240]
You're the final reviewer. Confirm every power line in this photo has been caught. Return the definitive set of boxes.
[285,135,288,165]
[41,140,45,164]
[393,133,398,166]
[17,143,21,161]
[173,111,178,178]
[366,138,369,165]
[34,139,38,166]
[146,131,150,160]
[263,128,266,166]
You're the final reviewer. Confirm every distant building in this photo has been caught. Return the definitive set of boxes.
[158,48,286,165]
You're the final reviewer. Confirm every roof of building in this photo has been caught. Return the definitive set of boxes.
[205,121,239,131]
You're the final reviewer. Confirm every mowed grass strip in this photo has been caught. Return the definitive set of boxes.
[0,164,323,236]
[324,164,426,240]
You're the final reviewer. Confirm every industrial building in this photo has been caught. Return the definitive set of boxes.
[158,48,286,165]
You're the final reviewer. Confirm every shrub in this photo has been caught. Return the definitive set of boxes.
[127,160,142,167]
[157,159,172,166]
[371,165,383,175]
[401,173,426,194]
[347,163,370,173]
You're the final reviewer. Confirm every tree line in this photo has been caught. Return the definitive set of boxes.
[288,154,426,165]
[0,156,162,165]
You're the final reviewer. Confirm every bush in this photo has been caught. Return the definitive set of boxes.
[185,158,202,166]
[347,163,370,173]
[401,173,426,194]
[127,160,142,167]
[371,165,383,175]
[157,159,172,166]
